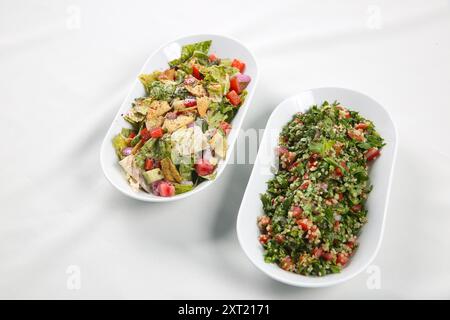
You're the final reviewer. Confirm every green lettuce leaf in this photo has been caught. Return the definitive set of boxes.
[203,65,238,95]
[239,90,248,104]
[169,40,212,67]
[112,133,128,159]
[135,138,157,168]
[178,163,193,181]
[139,71,161,95]
[136,136,172,168]
[205,108,227,129]
[120,128,133,138]
[146,81,176,101]
[174,184,193,194]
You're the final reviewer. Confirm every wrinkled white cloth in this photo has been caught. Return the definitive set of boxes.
[1,0,450,299]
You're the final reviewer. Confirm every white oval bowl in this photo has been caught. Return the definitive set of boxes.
[237,87,397,287]
[100,34,258,202]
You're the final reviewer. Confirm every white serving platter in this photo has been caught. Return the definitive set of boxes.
[237,87,397,287]
[100,34,258,202]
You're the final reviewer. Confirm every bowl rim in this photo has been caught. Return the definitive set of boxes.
[100,33,259,202]
[236,86,398,287]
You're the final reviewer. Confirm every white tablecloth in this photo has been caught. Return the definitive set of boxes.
[1,0,450,299]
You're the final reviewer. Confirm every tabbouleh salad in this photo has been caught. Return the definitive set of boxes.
[258,101,385,276]
[112,40,251,197]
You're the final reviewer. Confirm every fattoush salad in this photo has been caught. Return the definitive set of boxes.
[258,102,385,276]
[112,40,251,197]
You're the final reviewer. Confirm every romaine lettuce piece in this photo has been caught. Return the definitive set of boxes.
[139,71,161,95]
[174,184,193,194]
[146,81,176,101]
[135,138,157,168]
[205,108,227,129]
[178,163,193,181]
[112,133,128,159]
[135,137,173,168]
[202,65,230,95]
[239,89,248,103]
[120,128,133,138]
[169,40,212,67]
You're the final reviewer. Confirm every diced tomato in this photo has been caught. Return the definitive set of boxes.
[150,127,163,139]
[208,53,217,62]
[230,76,240,93]
[291,206,303,218]
[285,151,296,164]
[351,204,362,212]
[226,90,241,106]
[231,59,246,73]
[158,181,175,197]
[355,122,369,130]
[337,106,351,119]
[275,234,285,244]
[308,159,318,170]
[129,132,136,139]
[280,256,294,271]
[346,240,355,249]
[312,247,323,258]
[348,129,365,141]
[336,253,349,266]
[192,65,202,80]
[140,128,152,142]
[144,158,154,171]
[365,147,381,161]
[321,252,334,261]
[195,158,215,176]
[259,234,269,245]
[338,193,344,201]
[287,161,299,171]
[219,121,232,135]
[299,181,310,190]
[335,161,348,177]
[297,219,309,231]
[184,98,197,107]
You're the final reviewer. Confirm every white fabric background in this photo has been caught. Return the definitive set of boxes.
[1,0,450,299]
